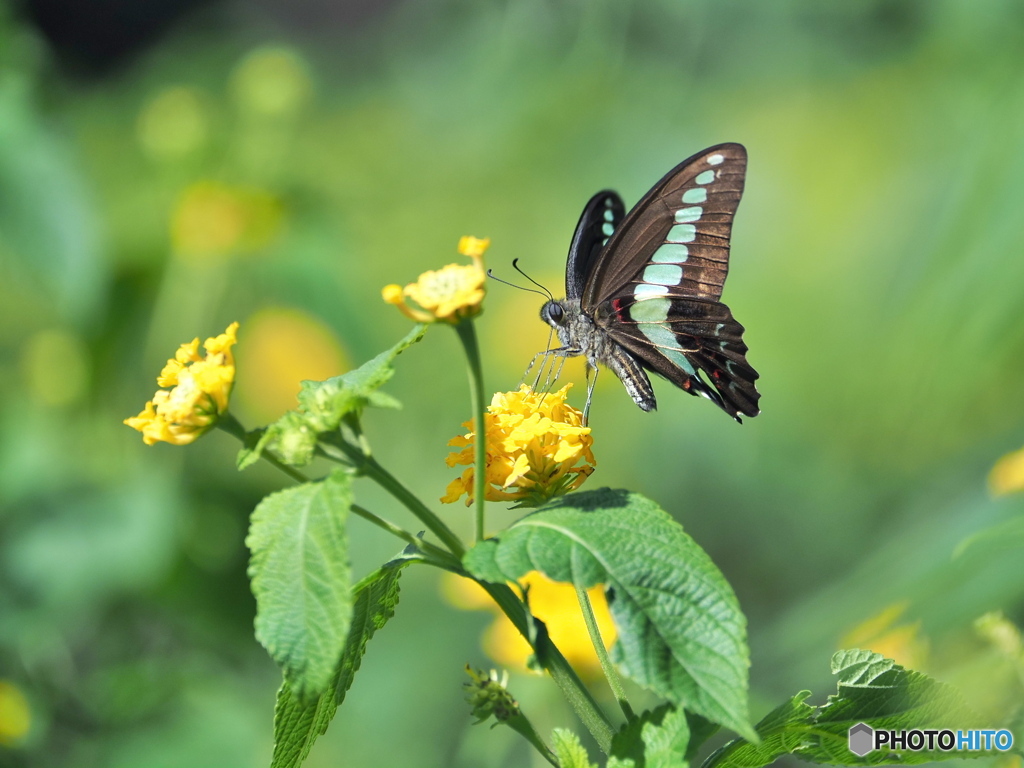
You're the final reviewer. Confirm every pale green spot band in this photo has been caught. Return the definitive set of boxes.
[666,224,696,243]
[634,283,669,298]
[696,170,715,185]
[682,187,707,204]
[629,297,670,322]
[642,264,683,285]
[675,206,703,223]
[629,298,696,375]
[652,244,689,263]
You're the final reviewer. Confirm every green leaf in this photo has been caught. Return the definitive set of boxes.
[240,324,427,467]
[703,650,993,768]
[463,488,755,742]
[237,427,269,470]
[803,649,990,765]
[270,559,408,768]
[609,704,691,768]
[295,323,427,432]
[247,470,353,699]
[551,728,598,768]
[700,693,816,768]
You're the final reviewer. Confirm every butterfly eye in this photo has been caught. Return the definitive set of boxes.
[543,302,565,325]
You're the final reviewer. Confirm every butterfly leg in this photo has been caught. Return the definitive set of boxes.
[583,364,599,425]
[520,350,548,388]
[546,354,568,390]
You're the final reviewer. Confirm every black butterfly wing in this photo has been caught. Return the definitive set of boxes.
[601,297,760,421]
[565,190,626,301]
[580,143,759,420]
[583,143,747,308]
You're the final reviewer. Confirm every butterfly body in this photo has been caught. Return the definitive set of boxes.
[540,143,760,422]
[540,298,658,411]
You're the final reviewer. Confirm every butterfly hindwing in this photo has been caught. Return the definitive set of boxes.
[565,190,625,300]
[602,296,760,420]
[584,143,747,307]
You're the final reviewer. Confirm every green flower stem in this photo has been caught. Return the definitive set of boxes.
[350,504,460,568]
[323,433,466,559]
[217,415,454,564]
[454,318,487,543]
[481,581,615,754]
[575,583,634,721]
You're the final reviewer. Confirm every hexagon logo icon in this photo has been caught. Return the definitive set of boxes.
[849,722,875,757]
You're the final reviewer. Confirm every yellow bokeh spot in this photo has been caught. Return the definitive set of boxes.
[231,47,312,116]
[0,680,31,746]
[137,86,209,159]
[233,308,349,423]
[171,181,283,261]
[841,601,928,670]
[442,571,616,678]
[21,328,89,407]
[989,446,1024,497]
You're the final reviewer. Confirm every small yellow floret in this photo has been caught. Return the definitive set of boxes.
[441,384,595,507]
[458,235,491,259]
[383,236,489,323]
[124,322,239,445]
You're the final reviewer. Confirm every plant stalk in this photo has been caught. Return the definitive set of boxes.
[481,581,615,754]
[218,415,454,563]
[576,583,634,721]
[454,318,487,542]
[325,434,466,559]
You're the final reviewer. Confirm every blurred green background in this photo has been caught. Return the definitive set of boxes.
[2,0,1023,765]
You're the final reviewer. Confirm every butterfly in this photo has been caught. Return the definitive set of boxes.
[539,143,760,422]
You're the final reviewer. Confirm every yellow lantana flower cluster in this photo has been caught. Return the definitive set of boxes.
[124,322,239,445]
[442,384,596,507]
[382,236,489,323]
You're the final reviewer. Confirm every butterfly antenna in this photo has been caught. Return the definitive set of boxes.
[512,259,554,301]
[486,268,549,300]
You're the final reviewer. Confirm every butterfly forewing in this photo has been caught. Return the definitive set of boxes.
[565,190,625,300]
[584,143,747,307]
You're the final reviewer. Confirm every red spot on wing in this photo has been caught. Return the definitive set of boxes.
[611,298,625,319]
